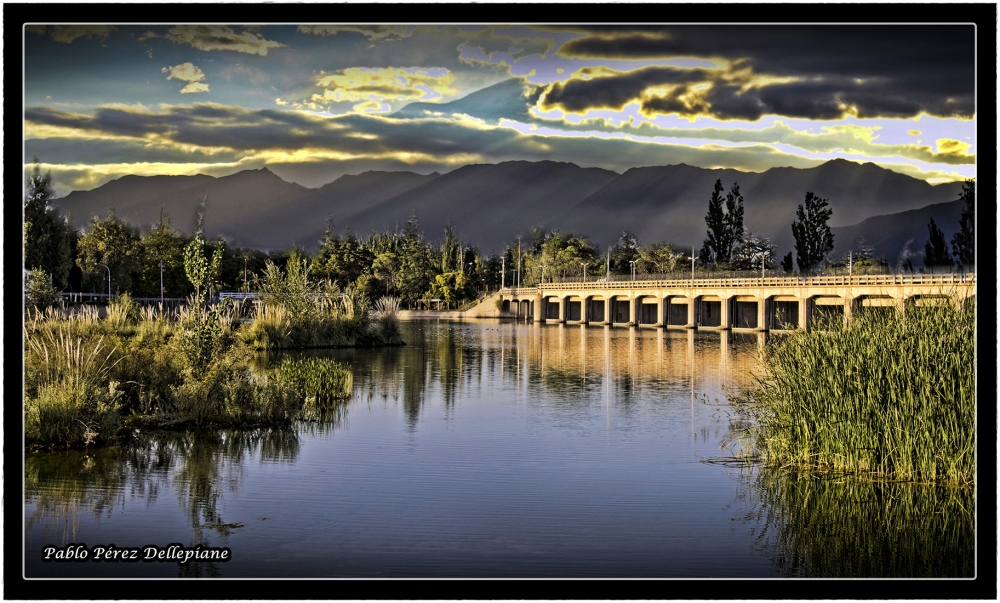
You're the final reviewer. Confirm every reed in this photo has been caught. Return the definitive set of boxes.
[731,297,975,485]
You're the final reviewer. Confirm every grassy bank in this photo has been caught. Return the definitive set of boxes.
[731,298,975,485]
[22,291,393,449]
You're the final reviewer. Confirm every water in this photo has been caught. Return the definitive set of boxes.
[23,321,974,578]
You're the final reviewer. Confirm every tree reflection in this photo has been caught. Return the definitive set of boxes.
[25,427,301,576]
[734,468,974,577]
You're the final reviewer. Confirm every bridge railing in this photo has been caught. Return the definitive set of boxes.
[500,272,974,295]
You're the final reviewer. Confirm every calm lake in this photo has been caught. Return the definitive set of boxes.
[23,320,974,578]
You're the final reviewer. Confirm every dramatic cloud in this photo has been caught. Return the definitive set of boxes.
[310,67,458,106]
[548,25,974,120]
[165,25,284,56]
[162,63,210,94]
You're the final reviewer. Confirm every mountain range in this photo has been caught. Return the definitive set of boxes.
[51,158,968,266]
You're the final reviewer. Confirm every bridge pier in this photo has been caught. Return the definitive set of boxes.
[686,296,697,329]
[654,296,664,327]
[557,297,566,323]
[719,296,731,330]
[756,297,768,332]
[534,294,542,322]
[798,297,809,330]
[628,296,636,326]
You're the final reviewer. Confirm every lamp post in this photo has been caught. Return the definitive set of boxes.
[691,251,698,285]
[580,262,589,283]
[629,260,636,281]
[500,256,505,290]
[160,260,164,304]
[96,263,111,298]
[540,263,547,284]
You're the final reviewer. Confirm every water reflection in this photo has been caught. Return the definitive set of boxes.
[26,428,300,576]
[734,468,974,577]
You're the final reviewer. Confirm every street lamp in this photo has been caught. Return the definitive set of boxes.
[628,260,636,281]
[580,262,589,282]
[691,249,698,285]
[500,256,505,289]
[540,263,547,284]
[160,260,164,304]
[95,263,111,297]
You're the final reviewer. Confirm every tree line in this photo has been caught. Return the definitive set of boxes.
[696,177,975,275]
[23,158,977,312]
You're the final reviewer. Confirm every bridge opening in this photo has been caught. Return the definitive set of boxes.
[502,300,511,313]
[545,299,560,320]
[612,299,631,323]
[566,301,581,321]
[699,300,721,327]
[771,301,798,330]
[667,300,688,326]
[734,302,758,329]
[588,299,605,322]
[639,302,658,325]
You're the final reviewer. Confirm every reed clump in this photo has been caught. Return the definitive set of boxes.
[23,293,368,449]
[240,257,402,349]
[732,297,975,485]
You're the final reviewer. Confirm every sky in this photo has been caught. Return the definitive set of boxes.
[23,23,977,196]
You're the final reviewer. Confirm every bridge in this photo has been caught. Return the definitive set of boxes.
[498,273,975,331]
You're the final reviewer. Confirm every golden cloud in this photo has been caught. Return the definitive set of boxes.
[314,67,458,103]
[163,62,210,94]
[935,138,972,157]
[165,25,283,56]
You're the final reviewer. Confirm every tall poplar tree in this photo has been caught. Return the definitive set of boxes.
[951,179,975,268]
[791,191,834,273]
[923,217,953,271]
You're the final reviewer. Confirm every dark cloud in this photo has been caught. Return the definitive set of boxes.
[548,26,975,120]
[24,137,240,165]
[25,102,827,194]
[541,66,710,112]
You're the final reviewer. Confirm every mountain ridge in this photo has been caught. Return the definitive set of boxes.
[51,159,966,265]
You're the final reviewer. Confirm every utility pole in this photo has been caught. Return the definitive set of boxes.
[517,237,521,289]
[691,247,696,284]
[96,263,111,298]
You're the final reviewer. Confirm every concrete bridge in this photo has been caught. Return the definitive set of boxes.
[498,273,975,331]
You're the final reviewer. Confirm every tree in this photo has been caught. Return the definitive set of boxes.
[76,208,144,294]
[830,237,888,271]
[700,179,726,264]
[137,207,192,298]
[440,224,463,273]
[182,199,223,300]
[724,182,745,262]
[780,252,794,274]
[700,180,745,265]
[24,267,61,313]
[24,158,73,290]
[951,179,975,268]
[637,241,684,274]
[791,191,834,273]
[923,217,953,272]
[609,231,640,275]
[730,233,776,270]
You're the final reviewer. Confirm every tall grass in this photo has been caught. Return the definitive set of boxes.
[731,298,975,484]
[24,328,124,447]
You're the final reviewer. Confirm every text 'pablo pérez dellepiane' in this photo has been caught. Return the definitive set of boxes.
[42,543,231,564]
